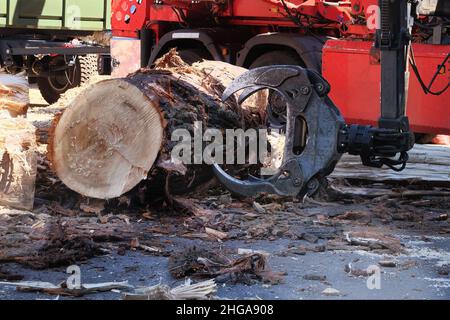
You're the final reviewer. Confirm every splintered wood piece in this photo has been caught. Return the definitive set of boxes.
[0,73,29,117]
[0,114,37,210]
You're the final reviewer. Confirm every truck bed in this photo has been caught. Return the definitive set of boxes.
[0,0,110,31]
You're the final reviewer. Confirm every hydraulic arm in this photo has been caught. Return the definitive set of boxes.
[213,0,417,197]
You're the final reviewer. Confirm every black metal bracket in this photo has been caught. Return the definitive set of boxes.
[375,0,411,132]
[345,0,415,172]
[338,123,415,171]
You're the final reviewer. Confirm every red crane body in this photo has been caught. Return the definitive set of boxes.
[110,0,450,134]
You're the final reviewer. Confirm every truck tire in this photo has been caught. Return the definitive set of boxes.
[178,49,209,65]
[38,54,98,104]
[78,54,98,85]
[249,50,304,69]
[249,50,305,120]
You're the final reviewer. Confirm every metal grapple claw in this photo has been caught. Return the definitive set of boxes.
[215,65,345,198]
[213,164,282,197]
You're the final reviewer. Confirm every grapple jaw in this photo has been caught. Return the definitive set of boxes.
[215,65,345,198]
[222,66,331,109]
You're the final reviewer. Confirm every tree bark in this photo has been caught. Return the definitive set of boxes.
[48,50,267,200]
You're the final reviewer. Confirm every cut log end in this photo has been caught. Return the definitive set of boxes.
[49,79,165,199]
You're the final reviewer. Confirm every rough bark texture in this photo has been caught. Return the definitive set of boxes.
[0,112,37,210]
[0,73,29,117]
[48,50,266,199]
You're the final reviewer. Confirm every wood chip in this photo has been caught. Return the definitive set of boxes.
[322,287,341,296]
[237,248,270,257]
[379,260,397,268]
[123,279,217,300]
[205,227,228,240]
[303,274,327,281]
[80,201,105,214]
[253,202,266,214]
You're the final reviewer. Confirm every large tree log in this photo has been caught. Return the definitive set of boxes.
[0,112,37,210]
[0,73,29,117]
[48,51,266,199]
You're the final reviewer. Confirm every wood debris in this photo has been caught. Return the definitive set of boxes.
[345,231,405,254]
[344,263,374,277]
[168,247,284,285]
[331,185,450,199]
[303,274,327,281]
[0,112,37,210]
[0,210,134,269]
[0,73,29,117]
[252,202,266,214]
[237,248,270,257]
[130,238,163,254]
[123,279,217,300]
[0,280,132,297]
[205,227,228,240]
[378,260,397,268]
[322,287,341,296]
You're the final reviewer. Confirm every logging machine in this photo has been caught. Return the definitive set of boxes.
[110,0,449,199]
[213,0,448,198]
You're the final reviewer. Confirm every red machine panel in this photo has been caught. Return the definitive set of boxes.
[323,40,450,135]
[112,0,151,37]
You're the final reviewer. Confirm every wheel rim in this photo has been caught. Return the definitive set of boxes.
[47,57,77,92]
